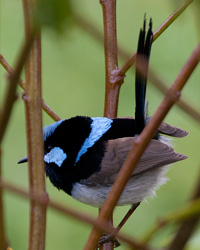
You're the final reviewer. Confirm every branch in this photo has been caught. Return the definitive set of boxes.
[147,70,200,123]
[99,1,119,249]
[0,178,153,250]
[0,149,8,250]
[22,1,47,250]
[75,1,200,125]
[119,0,193,76]
[74,14,129,61]
[101,0,124,119]
[0,54,60,122]
[83,43,200,250]
[0,32,35,144]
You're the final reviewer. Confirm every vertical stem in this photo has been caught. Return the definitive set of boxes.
[100,0,119,249]
[0,149,8,250]
[22,1,47,250]
[101,0,122,118]
[99,209,114,250]
[92,1,121,249]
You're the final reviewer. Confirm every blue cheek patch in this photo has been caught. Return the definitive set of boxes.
[75,117,113,165]
[43,120,65,141]
[44,147,67,167]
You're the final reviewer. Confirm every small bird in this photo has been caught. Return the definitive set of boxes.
[18,18,188,208]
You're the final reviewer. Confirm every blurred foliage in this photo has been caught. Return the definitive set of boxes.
[34,0,73,32]
[0,0,200,250]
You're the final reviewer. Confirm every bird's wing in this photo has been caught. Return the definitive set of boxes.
[158,122,188,138]
[79,137,187,186]
[118,117,188,138]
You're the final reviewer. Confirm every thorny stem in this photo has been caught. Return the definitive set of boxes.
[0,149,8,250]
[83,43,200,250]
[0,178,152,250]
[22,1,47,250]
[0,54,60,122]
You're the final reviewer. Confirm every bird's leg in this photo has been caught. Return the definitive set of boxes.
[97,203,140,248]
[113,202,140,236]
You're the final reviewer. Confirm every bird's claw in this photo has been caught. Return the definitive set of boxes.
[97,233,120,249]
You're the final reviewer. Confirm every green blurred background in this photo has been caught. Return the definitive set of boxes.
[0,0,200,249]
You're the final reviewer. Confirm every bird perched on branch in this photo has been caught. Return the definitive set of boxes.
[18,18,188,208]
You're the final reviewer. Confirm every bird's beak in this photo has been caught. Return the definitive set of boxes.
[18,156,28,164]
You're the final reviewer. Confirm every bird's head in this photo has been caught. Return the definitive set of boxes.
[18,116,94,193]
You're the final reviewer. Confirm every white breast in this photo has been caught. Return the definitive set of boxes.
[71,166,168,207]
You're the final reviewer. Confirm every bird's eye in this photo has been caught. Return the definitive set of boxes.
[45,146,53,153]
[48,146,53,151]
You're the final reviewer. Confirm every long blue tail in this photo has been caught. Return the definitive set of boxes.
[135,18,153,134]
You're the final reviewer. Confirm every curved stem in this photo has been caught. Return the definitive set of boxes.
[83,42,200,250]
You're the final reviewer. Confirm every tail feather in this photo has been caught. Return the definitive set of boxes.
[135,18,153,134]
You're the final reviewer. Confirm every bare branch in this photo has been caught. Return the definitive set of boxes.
[83,43,200,250]
[22,1,47,250]
[119,0,193,76]
[0,32,35,144]
[74,1,200,125]
[0,178,153,250]
[101,0,124,119]
[0,54,61,122]
[99,1,119,249]
[147,70,200,123]
[0,149,8,250]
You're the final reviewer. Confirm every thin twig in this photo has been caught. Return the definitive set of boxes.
[0,178,152,250]
[22,1,47,250]
[0,149,8,250]
[75,1,200,125]
[153,0,193,42]
[119,0,193,76]
[147,71,200,123]
[83,43,200,250]
[0,32,35,144]
[0,54,60,122]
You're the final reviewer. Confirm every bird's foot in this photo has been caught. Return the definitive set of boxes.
[97,233,120,249]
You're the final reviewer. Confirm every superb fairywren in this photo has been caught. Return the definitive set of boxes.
[18,19,188,208]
